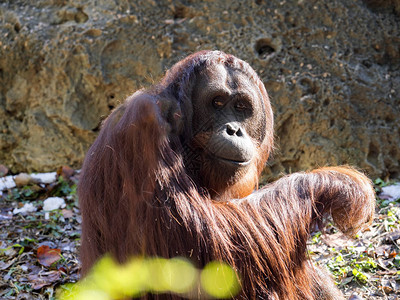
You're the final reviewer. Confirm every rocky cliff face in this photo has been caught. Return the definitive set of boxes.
[0,0,399,179]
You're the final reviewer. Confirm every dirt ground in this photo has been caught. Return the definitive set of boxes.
[0,169,399,299]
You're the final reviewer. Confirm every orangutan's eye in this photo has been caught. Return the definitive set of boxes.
[235,98,253,113]
[234,101,248,112]
[212,97,224,109]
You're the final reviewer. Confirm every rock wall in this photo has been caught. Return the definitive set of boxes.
[0,0,399,179]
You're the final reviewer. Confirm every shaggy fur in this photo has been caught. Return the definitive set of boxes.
[79,51,375,299]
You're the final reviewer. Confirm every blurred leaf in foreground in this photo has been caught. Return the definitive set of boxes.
[58,256,241,299]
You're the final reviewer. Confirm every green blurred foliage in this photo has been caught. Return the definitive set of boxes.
[58,256,241,299]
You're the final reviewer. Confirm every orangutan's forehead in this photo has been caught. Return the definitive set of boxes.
[197,64,259,96]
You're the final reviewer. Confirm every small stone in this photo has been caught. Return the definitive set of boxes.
[31,172,57,184]
[0,175,16,191]
[0,165,8,177]
[13,203,37,215]
[14,173,33,187]
[43,197,66,211]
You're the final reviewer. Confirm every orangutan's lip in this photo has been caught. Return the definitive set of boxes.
[214,155,252,167]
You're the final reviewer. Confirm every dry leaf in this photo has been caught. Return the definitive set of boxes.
[57,166,75,180]
[0,259,14,270]
[321,232,355,248]
[61,209,74,219]
[37,245,61,267]
[28,270,61,289]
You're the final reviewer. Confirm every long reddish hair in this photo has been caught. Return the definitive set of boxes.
[79,51,375,299]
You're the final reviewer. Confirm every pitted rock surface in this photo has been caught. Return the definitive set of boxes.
[0,0,399,179]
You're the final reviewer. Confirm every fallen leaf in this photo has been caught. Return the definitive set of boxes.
[377,257,394,270]
[15,293,33,299]
[28,270,61,289]
[380,276,398,294]
[340,276,353,285]
[380,285,393,294]
[0,259,14,270]
[61,209,74,219]
[321,232,355,248]
[57,166,75,180]
[37,245,61,267]
[380,184,400,201]
[2,246,17,258]
[375,244,392,257]
[383,230,400,243]
[60,241,76,252]
[349,294,363,300]
[0,212,12,220]
[377,270,398,276]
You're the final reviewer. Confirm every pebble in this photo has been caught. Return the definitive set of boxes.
[14,173,33,187]
[13,203,37,215]
[43,197,66,211]
[0,175,16,191]
[0,172,58,192]
[31,172,57,184]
